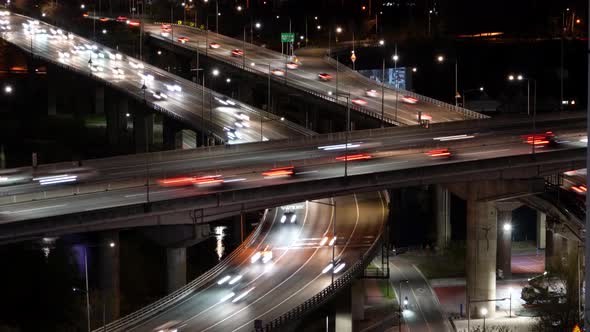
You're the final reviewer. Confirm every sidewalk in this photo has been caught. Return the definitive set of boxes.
[453,316,535,332]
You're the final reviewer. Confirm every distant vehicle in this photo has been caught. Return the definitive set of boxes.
[152,90,168,100]
[209,42,221,49]
[224,127,239,140]
[365,89,379,98]
[127,20,140,27]
[251,245,273,264]
[335,154,372,161]
[262,166,295,178]
[318,72,332,81]
[286,62,299,69]
[401,96,418,104]
[522,131,556,146]
[351,99,368,106]
[426,148,452,158]
[177,36,189,44]
[116,16,128,22]
[271,69,285,76]
[98,17,109,22]
[280,211,297,224]
[89,64,102,72]
[231,49,244,57]
[111,67,124,76]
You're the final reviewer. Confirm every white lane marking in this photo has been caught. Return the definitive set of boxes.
[0,204,67,215]
[175,201,314,328]
[233,195,365,331]
[461,148,511,156]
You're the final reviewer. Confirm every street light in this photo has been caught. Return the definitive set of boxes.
[102,29,107,34]
[481,307,488,332]
[81,241,116,332]
[436,54,459,107]
[393,49,400,123]
[503,223,512,232]
[4,85,12,94]
[507,73,537,155]
[379,39,384,46]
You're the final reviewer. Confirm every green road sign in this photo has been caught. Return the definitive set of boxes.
[281,32,295,43]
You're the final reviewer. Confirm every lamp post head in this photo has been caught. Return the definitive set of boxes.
[336,27,342,33]
[412,67,417,72]
[379,39,384,46]
[479,86,484,91]
[109,242,115,248]
[508,74,515,81]
[503,223,512,231]
[255,22,261,29]
[481,308,488,317]
[517,74,524,80]
[392,54,399,62]
[436,55,444,63]
[212,69,219,76]
[236,5,242,11]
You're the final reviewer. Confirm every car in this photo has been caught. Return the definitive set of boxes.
[231,49,244,57]
[271,69,285,76]
[426,148,452,158]
[318,72,332,81]
[111,67,124,76]
[335,154,372,161]
[224,127,239,140]
[152,90,168,100]
[116,16,128,22]
[58,51,70,60]
[417,113,432,122]
[522,131,556,146]
[280,211,297,224]
[127,20,140,27]
[164,83,182,93]
[352,99,368,106]
[209,42,221,49]
[401,96,418,104]
[177,36,189,44]
[251,245,273,264]
[286,62,299,69]
[192,175,224,186]
[235,112,250,121]
[138,71,154,82]
[129,60,144,69]
[99,17,109,22]
[572,185,587,194]
[262,166,295,178]
[89,64,102,72]
[365,89,379,98]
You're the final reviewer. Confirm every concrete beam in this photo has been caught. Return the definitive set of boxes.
[447,178,545,202]
[141,224,211,248]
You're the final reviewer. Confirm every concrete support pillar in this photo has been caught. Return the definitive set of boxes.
[496,203,516,280]
[179,129,198,149]
[545,226,557,271]
[162,117,182,150]
[536,212,546,249]
[48,80,57,115]
[351,279,365,321]
[334,286,352,332]
[99,231,120,322]
[433,184,451,251]
[95,86,105,115]
[133,111,154,153]
[466,198,497,318]
[166,247,187,293]
[106,97,128,146]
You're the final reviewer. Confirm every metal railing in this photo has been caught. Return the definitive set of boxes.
[94,209,271,332]
[258,229,384,331]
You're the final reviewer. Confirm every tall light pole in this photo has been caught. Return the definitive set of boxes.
[82,241,116,332]
[436,55,459,106]
[481,307,488,332]
[508,74,537,155]
[203,0,217,33]
[393,48,399,123]
[584,1,589,326]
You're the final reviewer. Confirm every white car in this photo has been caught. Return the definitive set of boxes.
[89,64,103,72]
[365,89,379,98]
[152,90,168,100]
[164,83,182,93]
[129,61,144,69]
[280,212,297,224]
[251,245,273,264]
[111,67,125,76]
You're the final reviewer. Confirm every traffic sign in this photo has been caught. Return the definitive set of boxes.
[281,32,295,43]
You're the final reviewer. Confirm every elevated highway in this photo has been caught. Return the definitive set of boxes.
[0,113,585,242]
[0,13,313,144]
[143,23,488,126]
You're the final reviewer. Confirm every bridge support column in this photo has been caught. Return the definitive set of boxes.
[162,117,183,150]
[95,86,105,115]
[432,184,451,251]
[334,286,353,332]
[351,279,365,321]
[133,110,154,153]
[496,202,519,280]
[537,212,546,249]
[466,198,497,318]
[166,247,187,293]
[545,225,557,271]
[106,97,128,146]
[99,231,120,322]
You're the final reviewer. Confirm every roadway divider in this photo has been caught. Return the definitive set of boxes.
[258,216,385,331]
[94,208,272,332]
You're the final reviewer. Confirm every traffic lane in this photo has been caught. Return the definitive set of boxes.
[128,203,306,332]
[136,198,334,332]
[0,134,584,222]
[390,263,451,332]
[194,194,363,331]
[4,117,581,198]
[145,24,457,125]
[4,16,298,143]
[229,191,386,331]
